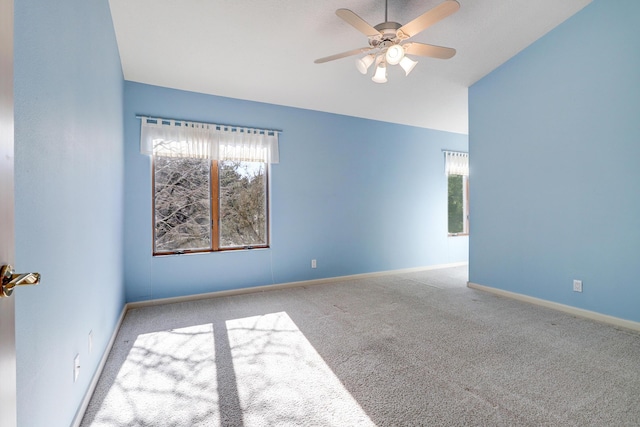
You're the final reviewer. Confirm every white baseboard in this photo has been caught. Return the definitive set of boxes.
[468,281,640,333]
[72,262,467,424]
[71,305,128,427]
[127,262,469,310]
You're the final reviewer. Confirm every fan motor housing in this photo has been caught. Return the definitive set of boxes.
[374,21,402,33]
[370,21,402,47]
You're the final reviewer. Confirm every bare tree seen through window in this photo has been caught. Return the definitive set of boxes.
[153,157,268,253]
[219,161,267,248]
[154,157,211,253]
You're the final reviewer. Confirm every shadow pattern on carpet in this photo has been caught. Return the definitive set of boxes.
[81,266,640,426]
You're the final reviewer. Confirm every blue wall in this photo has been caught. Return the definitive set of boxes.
[469,0,640,322]
[14,0,124,425]
[124,82,468,302]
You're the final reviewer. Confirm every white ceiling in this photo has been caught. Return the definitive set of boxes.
[108,0,592,135]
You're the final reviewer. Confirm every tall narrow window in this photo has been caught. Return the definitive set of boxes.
[218,160,268,249]
[445,151,469,235]
[154,157,212,253]
[141,117,278,255]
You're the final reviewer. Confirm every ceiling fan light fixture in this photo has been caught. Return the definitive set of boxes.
[399,56,418,76]
[371,62,387,83]
[385,44,404,65]
[356,54,376,74]
[316,1,459,83]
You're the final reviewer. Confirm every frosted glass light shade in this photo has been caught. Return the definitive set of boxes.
[356,54,375,74]
[399,56,417,76]
[371,63,387,83]
[385,45,404,65]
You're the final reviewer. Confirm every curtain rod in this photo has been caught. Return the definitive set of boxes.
[442,149,468,154]
[135,115,283,133]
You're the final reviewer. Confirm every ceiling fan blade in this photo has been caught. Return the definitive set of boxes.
[404,42,456,59]
[397,0,460,40]
[314,47,373,64]
[336,9,381,37]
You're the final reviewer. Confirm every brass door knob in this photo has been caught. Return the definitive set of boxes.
[1,264,40,298]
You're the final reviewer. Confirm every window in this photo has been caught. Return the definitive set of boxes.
[154,157,212,253]
[140,117,278,255]
[153,158,268,254]
[445,151,469,235]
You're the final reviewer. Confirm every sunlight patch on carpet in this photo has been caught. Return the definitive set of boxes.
[90,323,219,426]
[87,313,374,426]
[226,311,375,426]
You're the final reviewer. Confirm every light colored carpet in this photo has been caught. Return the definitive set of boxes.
[81,266,640,426]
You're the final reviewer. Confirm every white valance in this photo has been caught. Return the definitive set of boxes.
[444,151,468,176]
[140,117,279,163]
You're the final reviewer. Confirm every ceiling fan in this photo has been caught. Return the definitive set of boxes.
[315,0,460,83]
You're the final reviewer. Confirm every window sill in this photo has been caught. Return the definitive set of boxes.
[153,246,270,257]
[448,233,469,237]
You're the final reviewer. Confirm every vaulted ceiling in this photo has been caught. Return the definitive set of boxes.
[108,0,592,134]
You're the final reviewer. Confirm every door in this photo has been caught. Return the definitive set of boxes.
[0,0,17,424]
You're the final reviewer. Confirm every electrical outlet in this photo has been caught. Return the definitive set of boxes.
[74,354,81,382]
[88,330,93,354]
[311,259,317,269]
[573,279,583,293]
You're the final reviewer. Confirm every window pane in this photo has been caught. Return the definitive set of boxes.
[448,174,464,234]
[154,157,211,253]
[219,161,267,248]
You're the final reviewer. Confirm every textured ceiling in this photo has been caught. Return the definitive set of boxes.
[108,0,592,134]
